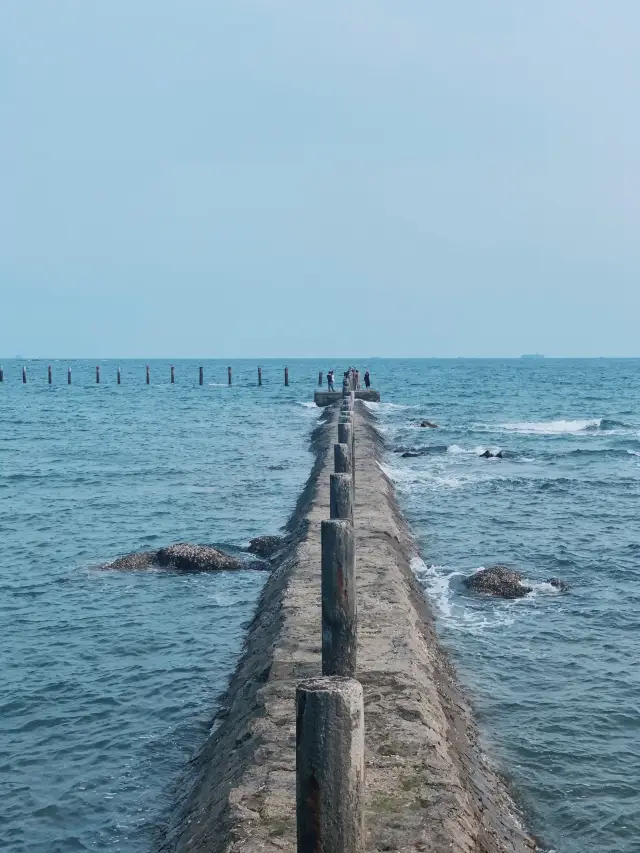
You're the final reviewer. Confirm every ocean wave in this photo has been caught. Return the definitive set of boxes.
[411,558,564,637]
[566,447,640,459]
[498,418,601,435]
[495,417,634,436]
[393,444,448,457]
[363,401,412,412]
[410,558,518,633]
[447,444,502,456]
[380,462,466,491]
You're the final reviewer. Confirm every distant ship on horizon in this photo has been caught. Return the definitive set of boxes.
[520,353,545,359]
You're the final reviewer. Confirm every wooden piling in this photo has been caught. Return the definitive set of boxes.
[321,519,357,677]
[68,367,72,385]
[318,370,323,386]
[285,366,289,386]
[171,365,175,384]
[330,472,353,523]
[96,365,100,384]
[48,365,52,385]
[199,366,204,386]
[228,366,232,386]
[334,443,351,474]
[117,367,121,385]
[22,366,27,384]
[0,365,3,382]
[296,676,364,853]
[146,365,150,385]
[258,366,262,386]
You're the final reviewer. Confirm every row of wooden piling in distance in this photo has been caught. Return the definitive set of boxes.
[296,374,364,853]
[0,365,314,386]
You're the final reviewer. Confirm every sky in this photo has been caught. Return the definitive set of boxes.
[1,1,639,357]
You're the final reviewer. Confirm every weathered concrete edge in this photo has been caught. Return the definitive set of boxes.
[156,408,333,853]
[357,402,538,850]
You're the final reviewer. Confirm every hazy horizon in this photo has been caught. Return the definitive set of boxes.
[2,2,639,358]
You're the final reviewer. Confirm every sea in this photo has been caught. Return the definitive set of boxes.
[2,358,638,853]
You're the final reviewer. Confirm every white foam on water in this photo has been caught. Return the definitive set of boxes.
[524,579,563,598]
[447,444,502,456]
[410,557,519,635]
[380,462,466,492]
[296,401,317,409]
[363,400,412,412]
[497,418,601,435]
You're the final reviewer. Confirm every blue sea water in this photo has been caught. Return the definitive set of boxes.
[2,358,639,853]
[0,360,320,853]
[367,358,640,853]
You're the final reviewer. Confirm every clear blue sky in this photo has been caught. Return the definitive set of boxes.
[1,2,639,357]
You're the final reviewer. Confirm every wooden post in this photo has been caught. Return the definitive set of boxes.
[0,365,3,382]
[318,370,323,386]
[330,473,353,523]
[146,365,150,385]
[296,677,364,853]
[96,365,100,384]
[321,520,357,677]
[117,366,121,385]
[48,365,52,385]
[228,366,232,386]
[22,366,26,384]
[258,366,262,386]
[171,365,175,384]
[68,367,72,385]
[199,366,204,386]
[285,366,289,386]
[334,443,351,474]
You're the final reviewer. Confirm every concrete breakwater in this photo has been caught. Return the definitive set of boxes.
[160,405,536,853]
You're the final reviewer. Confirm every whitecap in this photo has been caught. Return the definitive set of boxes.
[447,444,502,456]
[498,418,601,435]
[363,401,412,412]
[410,558,518,634]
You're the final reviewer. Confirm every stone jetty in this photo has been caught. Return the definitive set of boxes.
[160,405,535,853]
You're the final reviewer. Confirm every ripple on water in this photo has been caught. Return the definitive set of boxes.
[1,362,319,853]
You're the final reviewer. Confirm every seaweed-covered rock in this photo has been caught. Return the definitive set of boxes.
[105,551,157,571]
[156,543,241,572]
[464,565,533,599]
[247,535,283,560]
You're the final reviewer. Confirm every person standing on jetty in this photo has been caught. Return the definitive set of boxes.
[327,370,335,391]
[364,369,371,389]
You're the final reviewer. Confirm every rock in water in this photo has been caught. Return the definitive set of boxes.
[420,420,439,428]
[106,551,157,571]
[547,577,570,592]
[156,544,241,572]
[465,565,533,599]
[247,535,283,559]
